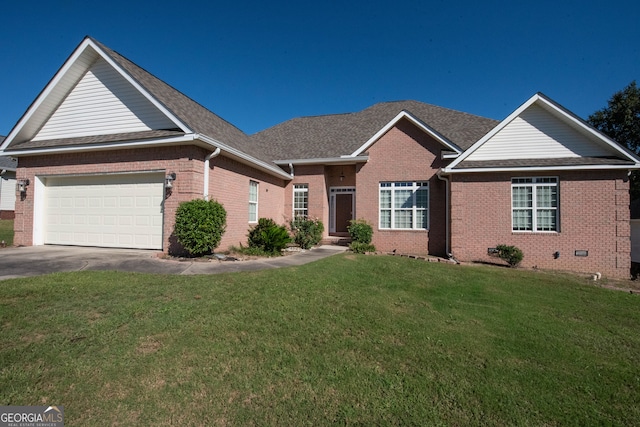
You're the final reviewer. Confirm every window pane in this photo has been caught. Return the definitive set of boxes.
[380,189,391,209]
[249,181,258,222]
[294,191,307,208]
[416,210,428,229]
[537,185,557,208]
[380,210,391,228]
[513,210,532,230]
[394,210,412,228]
[394,189,413,209]
[249,181,258,202]
[536,209,556,231]
[512,186,532,208]
[416,188,428,209]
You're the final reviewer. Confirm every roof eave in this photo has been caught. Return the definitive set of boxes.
[274,156,369,166]
[0,134,200,157]
[441,163,640,174]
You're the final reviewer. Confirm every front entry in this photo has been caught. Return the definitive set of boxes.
[330,187,355,234]
[335,194,353,233]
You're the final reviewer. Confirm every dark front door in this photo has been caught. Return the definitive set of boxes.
[335,193,353,233]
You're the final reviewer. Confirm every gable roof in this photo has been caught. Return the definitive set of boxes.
[251,100,498,162]
[0,37,275,164]
[443,93,640,173]
[2,37,637,179]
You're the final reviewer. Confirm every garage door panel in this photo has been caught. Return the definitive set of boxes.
[44,173,164,249]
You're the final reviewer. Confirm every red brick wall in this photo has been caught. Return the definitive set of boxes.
[208,155,286,250]
[14,145,287,254]
[356,118,449,256]
[0,210,15,220]
[284,165,330,234]
[450,170,630,279]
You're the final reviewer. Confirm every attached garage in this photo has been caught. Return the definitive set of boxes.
[40,172,165,249]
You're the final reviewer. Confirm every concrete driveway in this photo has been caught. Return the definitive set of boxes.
[0,245,348,280]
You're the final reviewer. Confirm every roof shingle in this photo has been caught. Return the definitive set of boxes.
[251,100,498,160]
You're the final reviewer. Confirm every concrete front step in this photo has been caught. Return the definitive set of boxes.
[320,237,352,246]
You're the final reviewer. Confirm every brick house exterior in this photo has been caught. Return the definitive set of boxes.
[2,37,639,278]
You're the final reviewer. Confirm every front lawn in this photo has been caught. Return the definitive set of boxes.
[0,219,13,246]
[0,254,638,425]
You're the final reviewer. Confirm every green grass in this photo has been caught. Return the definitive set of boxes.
[1,254,639,425]
[0,219,13,246]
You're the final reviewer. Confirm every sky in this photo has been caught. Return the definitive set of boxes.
[0,0,638,136]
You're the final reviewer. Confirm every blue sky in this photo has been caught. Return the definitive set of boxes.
[1,0,638,136]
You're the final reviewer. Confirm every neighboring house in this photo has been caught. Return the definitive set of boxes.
[0,136,17,219]
[1,36,639,278]
[630,199,640,269]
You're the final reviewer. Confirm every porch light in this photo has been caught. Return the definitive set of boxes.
[340,168,345,182]
[165,172,176,189]
[17,179,30,194]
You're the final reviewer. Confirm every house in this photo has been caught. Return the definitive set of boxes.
[1,36,638,278]
[0,136,17,219]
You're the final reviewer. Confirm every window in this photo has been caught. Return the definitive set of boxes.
[249,180,258,223]
[379,181,428,229]
[512,177,558,232]
[293,184,308,218]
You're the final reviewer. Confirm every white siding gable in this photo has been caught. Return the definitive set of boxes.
[33,58,177,141]
[467,104,613,161]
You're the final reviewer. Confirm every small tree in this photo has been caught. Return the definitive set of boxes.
[174,199,226,256]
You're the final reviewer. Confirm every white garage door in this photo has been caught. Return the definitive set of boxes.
[44,173,164,249]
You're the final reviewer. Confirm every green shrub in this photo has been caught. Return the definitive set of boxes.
[496,244,524,267]
[174,199,227,256]
[290,217,324,249]
[248,218,291,255]
[348,219,373,244]
[349,242,377,254]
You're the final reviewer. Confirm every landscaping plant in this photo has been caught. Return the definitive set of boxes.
[496,244,524,267]
[348,218,375,253]
[173,199,227,256]
[290,217,324,249]
[248,218,291,255]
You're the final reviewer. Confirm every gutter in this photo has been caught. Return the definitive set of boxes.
[196,134,292,180]
[274,156,369,166]
[436,169,451,257]
[441,163,640,174]
[203,147,221,200]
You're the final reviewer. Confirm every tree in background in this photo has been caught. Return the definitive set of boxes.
[588,81,640,199]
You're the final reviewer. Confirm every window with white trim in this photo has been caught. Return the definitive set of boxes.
[512,177,558,232]
[379,181,429,229]
[249,180,258,223]
[293,184,309,218]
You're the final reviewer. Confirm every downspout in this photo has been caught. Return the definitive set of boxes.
[203,147,221,200]
[288,163,294,178]
[437,170,452,259]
